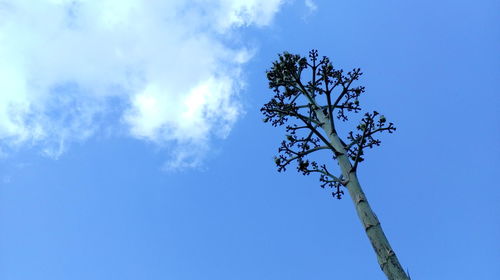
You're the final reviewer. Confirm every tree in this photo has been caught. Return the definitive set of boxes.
[261,50,410,280]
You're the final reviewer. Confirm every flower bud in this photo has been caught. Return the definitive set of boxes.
[274,157,281,165]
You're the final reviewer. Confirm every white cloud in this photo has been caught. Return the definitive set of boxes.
[0,0,283,167]
[213,0,285,31]
[303,0,317,18]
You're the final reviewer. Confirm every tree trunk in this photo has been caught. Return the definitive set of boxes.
[317,113,410,280]
[339,156,410,280]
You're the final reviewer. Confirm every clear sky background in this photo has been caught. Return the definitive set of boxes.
[1,1,499,279]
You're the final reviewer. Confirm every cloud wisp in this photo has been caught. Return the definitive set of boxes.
[0,0,283,168]
[302,0,318,20]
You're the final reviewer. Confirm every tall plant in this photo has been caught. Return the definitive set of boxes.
[261,50,410,280]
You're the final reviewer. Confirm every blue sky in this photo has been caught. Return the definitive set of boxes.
[1,0,499,279]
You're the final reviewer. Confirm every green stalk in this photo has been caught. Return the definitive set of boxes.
[318,112,410,280]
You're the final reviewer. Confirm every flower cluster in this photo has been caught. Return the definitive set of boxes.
[261,50,395,199]
[346,111,396,170]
